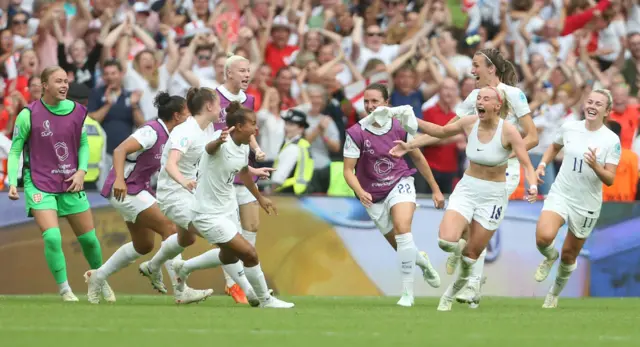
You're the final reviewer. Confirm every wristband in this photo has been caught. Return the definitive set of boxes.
[529,184,538,191]
[538,162,546,168]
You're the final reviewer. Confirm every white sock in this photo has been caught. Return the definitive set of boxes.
[444,256,477,298]
[221,261,254,295]
[244,263,271,301]
[96,242,142,281]
[460,256,477,280]
[183,248,223,274]
[395,233,416,298]
[164,253,182,289]
[149,234,184,272]
[537,242,559,260]
[550,261,577,296]
[58,281,71,295]
[438,238,458,253]
[242,230,257,247]
[469,249,486,284]
[223,269,237,287]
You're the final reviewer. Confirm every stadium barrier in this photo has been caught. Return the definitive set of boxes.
[2,193,639,297]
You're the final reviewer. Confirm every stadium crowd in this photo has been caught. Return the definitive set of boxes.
[0,0,640,201]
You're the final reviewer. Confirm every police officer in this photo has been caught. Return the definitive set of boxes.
[68,82,106,190]
[272,109,314,194]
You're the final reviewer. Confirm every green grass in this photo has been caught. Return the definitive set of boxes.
[1,295,639,347]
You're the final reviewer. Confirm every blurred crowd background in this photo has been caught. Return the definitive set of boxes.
[0,0,639,201]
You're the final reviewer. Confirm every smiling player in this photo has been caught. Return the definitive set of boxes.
[533,89,620,308]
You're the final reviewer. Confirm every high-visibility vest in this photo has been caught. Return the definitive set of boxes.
[327,161,355,197]
[83,117,105,183]
[274,138,314,195]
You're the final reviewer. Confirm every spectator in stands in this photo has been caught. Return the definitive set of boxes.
[419,77,463,194]
[88,59,144,189]
[604,120,638,201]
[301,84,341,193]
[609,84,640,149]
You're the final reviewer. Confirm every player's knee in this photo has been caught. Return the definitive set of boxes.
[535,233,554,248]
[43,230,63,252]
[438,238,458,252]
[240,247,259,267]
[178,231,195,247]
[133,240,154,255]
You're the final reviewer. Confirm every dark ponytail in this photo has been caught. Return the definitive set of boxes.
[476,48,519,87]
[225,101,253,128]
[186,87,217,115]
[154,91,186,122]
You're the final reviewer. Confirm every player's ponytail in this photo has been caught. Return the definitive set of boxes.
[154,91,186,122]
[497,89,512,120]
[186,87,217,115]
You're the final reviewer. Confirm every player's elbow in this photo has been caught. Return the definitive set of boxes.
[603,177,615,187]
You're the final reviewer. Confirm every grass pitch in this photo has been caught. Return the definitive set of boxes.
[1,295,637,347]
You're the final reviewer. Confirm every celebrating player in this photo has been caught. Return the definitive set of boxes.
[533,89,620,308]
[172,101,294,308]
[343,83,444,307]
[84,92,199,304]
[393,87,538,311]
[137,87,221,303]
[391,48,537,307]
[213,54,267,303]
[7,66,114,302]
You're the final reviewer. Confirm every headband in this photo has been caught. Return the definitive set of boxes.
[488,86,502,104]
[478,51,494,67]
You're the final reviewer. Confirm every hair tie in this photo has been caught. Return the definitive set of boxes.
[488,86,502,103]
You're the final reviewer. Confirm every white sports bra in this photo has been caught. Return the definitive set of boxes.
[466,118,510,167]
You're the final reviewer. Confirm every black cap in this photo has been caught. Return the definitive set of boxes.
[67,82,91,105]
[283,109,309,129]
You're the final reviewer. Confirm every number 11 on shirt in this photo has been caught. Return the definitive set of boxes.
[573,158,583,173]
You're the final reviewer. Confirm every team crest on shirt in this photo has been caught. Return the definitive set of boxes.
[32,193,42,203]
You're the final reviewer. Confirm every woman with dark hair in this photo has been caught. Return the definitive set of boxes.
[344,83,444,307]
[84,92,189,304]
[138,87,221,303]
[171,101,294,309]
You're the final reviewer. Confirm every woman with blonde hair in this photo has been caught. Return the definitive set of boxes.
[533,89,620,308]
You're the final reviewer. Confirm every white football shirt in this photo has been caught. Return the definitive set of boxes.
[192,131,250,215]
[157,117,207,195]
[550,120,621,218]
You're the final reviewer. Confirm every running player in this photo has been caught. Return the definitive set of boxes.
[533,89,619,308]
[343,83,444,307]
[136,87,220,303]
[6,66,114,302]
[394,87,538,311]
[213,54,267,303]
[391,48,537,307]
[172,101,294,308]
[84,92,206,304]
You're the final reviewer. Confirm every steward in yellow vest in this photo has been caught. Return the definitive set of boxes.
[272,109,314,194]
